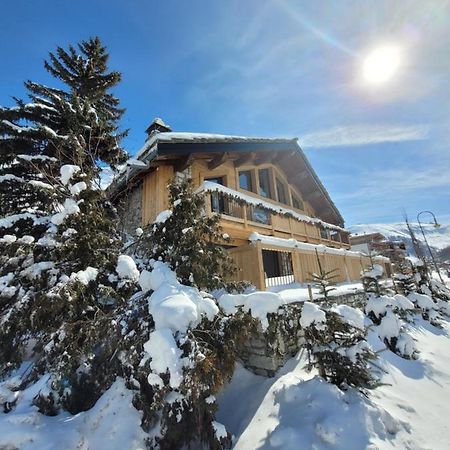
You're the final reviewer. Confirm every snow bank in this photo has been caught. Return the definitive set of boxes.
[0,376,146,450]
[218,291,286,329]
[218,364,403,450]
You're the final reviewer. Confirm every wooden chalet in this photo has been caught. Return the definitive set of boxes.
[110,119,391,290]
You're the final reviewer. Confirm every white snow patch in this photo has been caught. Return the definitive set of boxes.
[218,291,286,330]
[69,181,87,195]
[0,376,146,450]
[212,421,228,440]
[408,292,437,311]
[60,165,81,185]
[378,311,401,342]
[146,262,219,332]
[116,255,139,281]
[70,267,98,285]
[16,235,35,245]
[154,209,172,224]
[144,328,184,389]
[331,304,365,330]
[51,199,80,225]
[0,234,17,244]
[300,301,326,329]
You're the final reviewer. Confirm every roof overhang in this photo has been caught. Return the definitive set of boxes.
[108,132,345,227]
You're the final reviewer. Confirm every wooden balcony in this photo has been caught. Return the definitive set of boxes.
[205,189,350,249]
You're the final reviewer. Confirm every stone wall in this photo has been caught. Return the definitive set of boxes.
[117,184,143,238]
[239,291,367,377]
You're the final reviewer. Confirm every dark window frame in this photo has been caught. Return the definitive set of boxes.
[291,192,304,211]
[275,177,289,205]
[258,168,273,199]
[238,170,254,192]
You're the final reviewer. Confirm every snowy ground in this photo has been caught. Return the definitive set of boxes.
[217,316,450,450]
[0,375,146,450]
[269,279,392,303]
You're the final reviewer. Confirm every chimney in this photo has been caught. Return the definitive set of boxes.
[145,117,172,139]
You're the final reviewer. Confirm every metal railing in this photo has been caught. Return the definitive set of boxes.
[262,249,295,287]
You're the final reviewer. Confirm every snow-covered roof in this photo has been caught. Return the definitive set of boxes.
[155,132,296,144]
[109,129,345,227]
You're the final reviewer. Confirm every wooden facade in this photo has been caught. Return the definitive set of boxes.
[111,130,392,290]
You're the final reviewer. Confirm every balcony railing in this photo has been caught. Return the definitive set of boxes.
[206,188,349,245]
[209,192,271,225]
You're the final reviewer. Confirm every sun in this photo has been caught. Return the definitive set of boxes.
[362,45,402,85]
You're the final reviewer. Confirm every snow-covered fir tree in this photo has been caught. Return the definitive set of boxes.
[139,176,246,292]
[0,37,131,411]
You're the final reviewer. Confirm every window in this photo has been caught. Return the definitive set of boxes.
[320,227,329,240]
[205,177,225,213]
[258,168,272,198]
[239,170,254,192]
[292,193,304,211]
[249,206,271,225]
[330,230,340,242]
[205,176,224,186]
[276,177,288,205]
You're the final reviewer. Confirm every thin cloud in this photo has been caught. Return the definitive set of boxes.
[301,124,430,149]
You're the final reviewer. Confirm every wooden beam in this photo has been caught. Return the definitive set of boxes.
[234,152,256,167]
[175,153,195,172]
[208,152,228,170]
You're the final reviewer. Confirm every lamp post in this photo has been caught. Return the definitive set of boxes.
[417,210,444,284]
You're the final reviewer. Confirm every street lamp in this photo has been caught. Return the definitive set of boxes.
[417,210,444,284]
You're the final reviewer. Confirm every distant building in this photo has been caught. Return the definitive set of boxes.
[350,232,406,273]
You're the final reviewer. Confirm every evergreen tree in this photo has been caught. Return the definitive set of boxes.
[393,259,417,296]
[0,38,131,412]
[308,249,338,305]
[139,177,246,292]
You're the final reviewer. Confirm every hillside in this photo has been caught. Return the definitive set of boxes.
[348,222,450,258]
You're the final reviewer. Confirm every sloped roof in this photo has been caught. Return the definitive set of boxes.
[109,131,345,227]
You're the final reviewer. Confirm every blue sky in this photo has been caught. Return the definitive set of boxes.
[1,0,450,226]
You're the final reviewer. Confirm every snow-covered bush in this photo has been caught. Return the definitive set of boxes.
[361,264,383,296]
[301,302,377,390]
[377,310,417,359]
